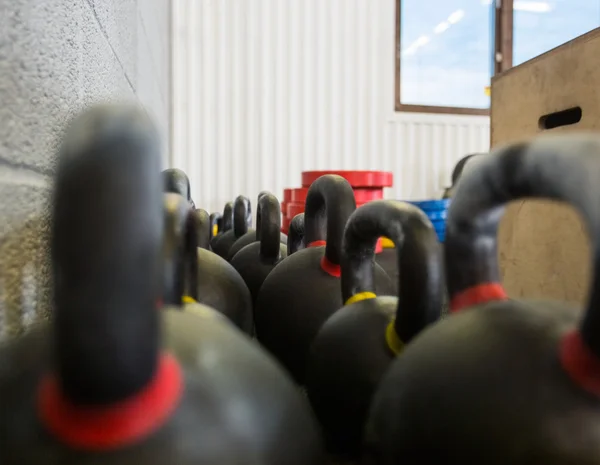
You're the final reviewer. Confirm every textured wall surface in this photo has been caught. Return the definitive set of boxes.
[0,0,171,341]
[172,0,490,217]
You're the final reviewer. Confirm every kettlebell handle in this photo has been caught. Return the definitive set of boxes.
[162,194,199,305]
[446,134,600,370]
[341,200,444,343]
[233,195,251,237]
[52,104,162,406]
[288,213,306,256]
[222,202,234,232]
[256,191,271,240]
[257,193,282,262]
[193,209,211,250]
[304,175,357,266]
[162,168,192,202]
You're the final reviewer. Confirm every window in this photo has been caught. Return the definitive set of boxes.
[513,0,600,66]
[395,0,600,115]
[396,0,494,114]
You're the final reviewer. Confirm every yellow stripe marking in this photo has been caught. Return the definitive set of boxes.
[345,291,377,306]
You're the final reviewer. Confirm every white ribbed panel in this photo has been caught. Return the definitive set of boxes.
[171,0,491,215]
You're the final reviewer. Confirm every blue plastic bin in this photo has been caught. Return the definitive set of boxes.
[406,199,450,242]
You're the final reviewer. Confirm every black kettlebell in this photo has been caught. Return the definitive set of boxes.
[212,195,254,259]
[227,191,288,261]
[209,212,222,240]
[442,153,481,199]
[255,175,395,384]
[305,200,444,458]
[194,208,211,250]
[163,195,254,335]
[230,193,288,306]
[0,104,323,465]
[375,237,399,295]
[162,168,195,207]
[364,134,600,465]
[210,201,233,250]
[288,213,306,256]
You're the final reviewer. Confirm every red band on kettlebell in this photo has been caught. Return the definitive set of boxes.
[560,331,600,397]
[320,256,341,277]
[38,353,183,450]
[450,283,508,313]
[307,240,341,277]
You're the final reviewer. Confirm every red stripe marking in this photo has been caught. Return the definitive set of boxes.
[375,238,383,254]
[38,353,183,450]
[560,331,600,397]
[320,256,341,277]
[450,283,508,313]
[307,240,341,277]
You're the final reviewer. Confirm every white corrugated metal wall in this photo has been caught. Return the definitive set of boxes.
[171,0,491,215]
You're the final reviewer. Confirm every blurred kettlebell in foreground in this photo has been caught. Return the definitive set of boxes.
[0,104,323,465]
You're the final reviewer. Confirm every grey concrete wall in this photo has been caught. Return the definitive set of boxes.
[0,0,171,341]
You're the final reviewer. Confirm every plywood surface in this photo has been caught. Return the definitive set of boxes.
[491,28,600,305]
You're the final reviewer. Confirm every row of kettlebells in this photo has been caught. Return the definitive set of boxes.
[3,103,600,465]
[159,136,457,461]
[161,125,600,465]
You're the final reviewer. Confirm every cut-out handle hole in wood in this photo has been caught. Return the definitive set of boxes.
[539,107,582,130]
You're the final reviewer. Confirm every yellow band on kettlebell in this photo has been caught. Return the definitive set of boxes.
[381,237,395,249]
[212,224,218,237]
[345,291,377,306]
[182,295,197,304]
[385,320,404,356]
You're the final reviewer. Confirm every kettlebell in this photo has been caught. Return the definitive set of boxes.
[164,195,254,335]
[230,193,288,306]
[288,212,306,255]
[227,191,288,261]
[162,168,195,207]
[365,134,600,465]
[209,212,222,240]
[194,208,211,250]
[255,175,395,384]
[305,200,444,457]
[212,195,254,259]
[209,201,233,250]
[375,237,399,295]
[0,104,323,465]
[441,153,481,199]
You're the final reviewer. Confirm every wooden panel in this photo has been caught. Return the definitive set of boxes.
[490,28,600,305]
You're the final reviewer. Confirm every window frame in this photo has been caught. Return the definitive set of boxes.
[394,0,513,115]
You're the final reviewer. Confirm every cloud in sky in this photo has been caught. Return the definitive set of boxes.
[400,0,600,108]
